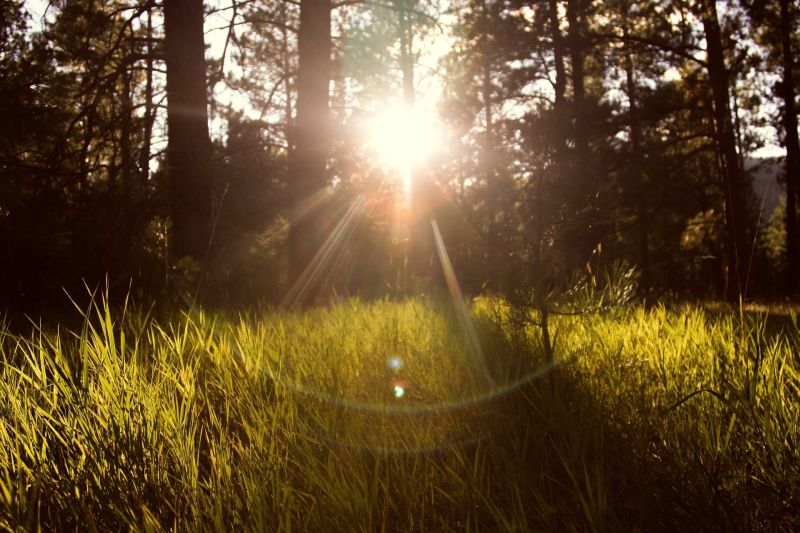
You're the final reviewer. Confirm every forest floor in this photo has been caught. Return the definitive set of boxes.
[1,296,799,531]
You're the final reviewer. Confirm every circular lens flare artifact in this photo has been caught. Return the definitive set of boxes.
[390,379,407,399]
[387,355,404,371]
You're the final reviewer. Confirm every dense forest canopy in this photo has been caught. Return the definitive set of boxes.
[1,0,798,310]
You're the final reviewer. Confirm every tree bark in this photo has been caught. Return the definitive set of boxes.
[480,0,498,242]
[164,0,214,262]
[779,0,799,294]
[622,3,649,280]
[700,0,750,300]
[565,0,595,269]
[287,0,331,302]
[544,0,566,269]
[566,0,587,162]
[139,4,154,187]
[549,0,567,109]
[397,0,415,106]
[281,0,293,143]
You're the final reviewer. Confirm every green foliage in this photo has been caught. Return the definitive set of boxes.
[1,296,798,530]
[762,195,787,272]
[0,0,161,306]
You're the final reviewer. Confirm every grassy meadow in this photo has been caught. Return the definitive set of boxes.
[1,296,799,531]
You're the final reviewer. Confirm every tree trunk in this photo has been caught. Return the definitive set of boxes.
[281,0,293,146]
[480,0,499,251]
[287,0,331,302]
[622,3,649,281]
[397,0,415,106]
[549,0,566,109]
[544,0,566,269]
[779,0,799,295]
[164,0,214,262]
[700,0,750,300]
[139,4,154,188]
[394,0,432,286]
[565,0,594,269]
[566,0,587,162]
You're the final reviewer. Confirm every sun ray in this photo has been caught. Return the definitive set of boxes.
[287,188,334,226]
[280,195,366,308]
[431,219,494,386]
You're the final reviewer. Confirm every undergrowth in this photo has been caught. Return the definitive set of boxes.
[1,296,798,531]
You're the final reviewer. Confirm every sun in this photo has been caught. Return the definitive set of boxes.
[364,104,441,170]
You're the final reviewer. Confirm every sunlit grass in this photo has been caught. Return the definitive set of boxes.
[1,297,798,530]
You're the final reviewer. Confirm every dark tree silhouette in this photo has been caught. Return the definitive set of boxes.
[777,0,800,294]
[0,0,797,308]
[287,0,332,303]
[164,0,214,262]
[698,0,752,300]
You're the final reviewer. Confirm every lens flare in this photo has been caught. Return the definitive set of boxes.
[390,379,408,399]
[280,195,366,308]
[387,356,404,371]
[365,105,440,170]
[431,219,494,385]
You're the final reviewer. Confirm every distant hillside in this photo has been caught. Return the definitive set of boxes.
[746,157,784,218]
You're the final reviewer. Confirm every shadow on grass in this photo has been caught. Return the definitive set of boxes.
[319,306,800,531]
[703,301,800,344]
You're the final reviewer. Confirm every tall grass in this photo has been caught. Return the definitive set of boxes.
[1,296,798,531]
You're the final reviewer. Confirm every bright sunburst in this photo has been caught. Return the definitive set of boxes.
[365,104,441,171]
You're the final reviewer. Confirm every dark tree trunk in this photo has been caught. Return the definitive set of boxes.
[139,4,154,188]
[779,0,799,295]
[164,0,214,262]
[700,0,751,300]
[622,3,649,280]
[397,0,415,106]
[120,49,134,193]
[549,0,566,109]
[544,0,566,267]
[281,0,293,150]
[566,0,587,161]
[287,0,331,302]
[480,0,499,245]
[565,0,595,269]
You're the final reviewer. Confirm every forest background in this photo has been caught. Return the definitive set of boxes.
[1,0,799,312]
